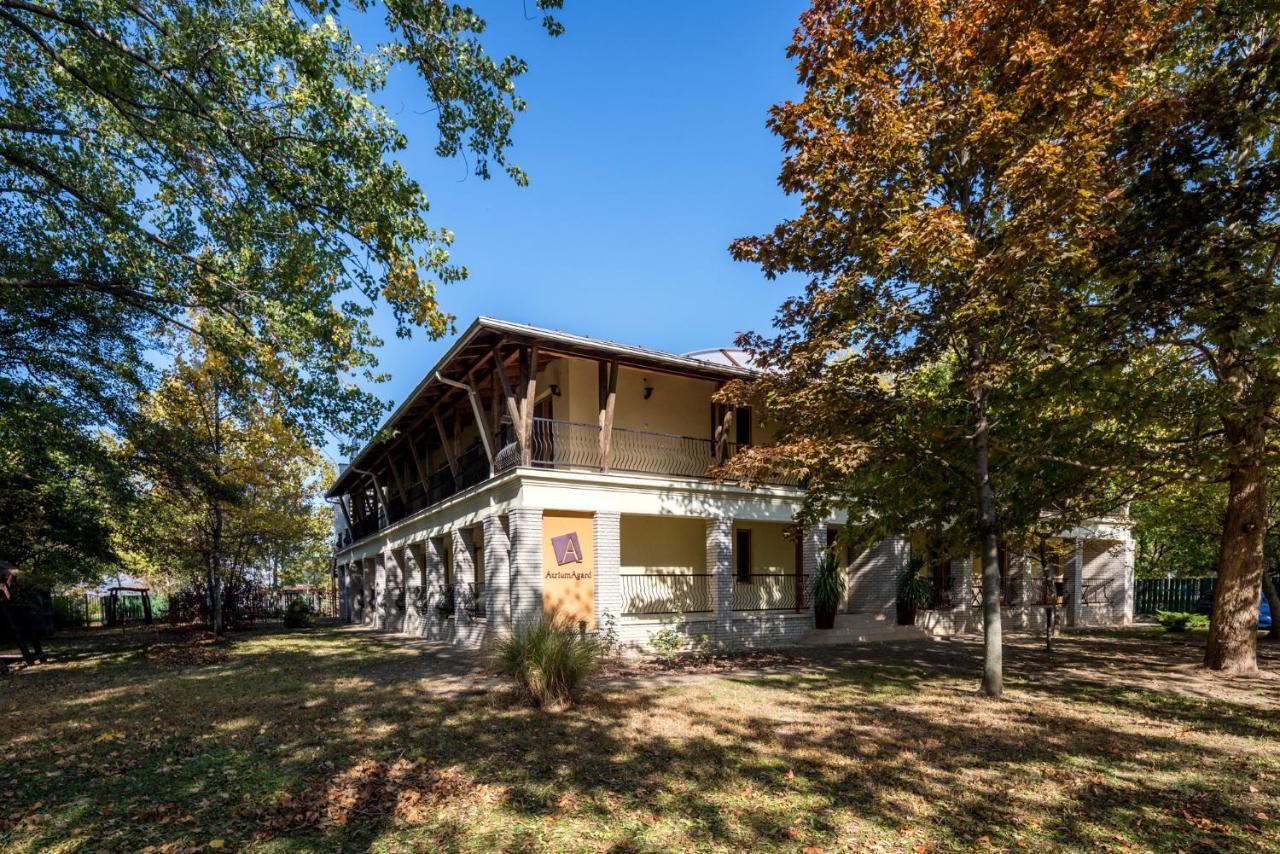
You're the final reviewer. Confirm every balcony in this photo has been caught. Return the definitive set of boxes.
[339,418,799,549]
[497,418,800,485]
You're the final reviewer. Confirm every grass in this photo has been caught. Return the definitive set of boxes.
[1,624,1278,852]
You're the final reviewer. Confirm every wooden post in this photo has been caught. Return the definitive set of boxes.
[407,434,431,491]
[386,454,407,503]
[520,345,539,466]
[337,495,353,531]
[495,347,523,458]
[598,358,619,471]
[434,410,460,486]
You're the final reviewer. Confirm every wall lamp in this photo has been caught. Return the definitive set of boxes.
[643,379,654,400]
[549,384,562,397]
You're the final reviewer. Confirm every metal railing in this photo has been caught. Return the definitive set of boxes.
[619,573,713,615]
[343,419,802,549]
[531,418,604,469]
[465,582,486,619]
[732,573,807,611]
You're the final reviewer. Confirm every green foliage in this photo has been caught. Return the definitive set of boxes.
[122,336,335,624]
[0,0,564,458]
[811,549,846,611]
[897,558,934,611]
[1155,611,1209,633]
[0,383,130,586]
[493,613,602,709]
[647,610,713,659]
[283,598,316,629]
[1132,482,1227,579]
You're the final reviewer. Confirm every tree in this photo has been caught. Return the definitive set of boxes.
[728,0,1178,696]
[1,0,564,455]
[0,382,129,586]
[1102,0,1280,671]
[1132,481,1226,579]
[127,339,334,632]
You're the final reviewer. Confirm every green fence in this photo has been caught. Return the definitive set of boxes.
[1135,577,1215,615]
[52,592,170,629]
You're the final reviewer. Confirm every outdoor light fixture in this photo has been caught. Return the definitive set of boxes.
[643,380,654,400]
[550,384,562,397]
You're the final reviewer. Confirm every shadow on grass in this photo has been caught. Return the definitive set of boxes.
[1,626,1278,851]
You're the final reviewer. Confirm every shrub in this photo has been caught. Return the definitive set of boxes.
[493,614,602,709]
[283,598,316,629]
[812,550,846,612]
[647,609,712,659]
[1155,610,1208,632]
[897,557,934,611]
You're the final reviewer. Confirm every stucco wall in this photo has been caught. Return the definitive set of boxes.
[620,514,708,573]
[732,522,796,574]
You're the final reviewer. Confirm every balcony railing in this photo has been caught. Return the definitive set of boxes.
[497,418,801,485]
[620,573,713,615]
[732,573,807,611]
[340,419,800,549]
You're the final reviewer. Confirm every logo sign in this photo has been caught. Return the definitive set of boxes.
[551,531,584,566]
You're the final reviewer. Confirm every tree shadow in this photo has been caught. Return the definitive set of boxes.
[3,626,1277,851]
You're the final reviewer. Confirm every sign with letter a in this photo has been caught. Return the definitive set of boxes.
[551,531,583,566]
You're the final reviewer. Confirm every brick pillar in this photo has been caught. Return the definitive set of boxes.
[594,511,621,629]
[401,545,421,634]
[1067,537,1084,627]
[1120,537,1136,624]
[421,537,446,626]
[385,548,404,632]
[951,557,973,630]
[707,516,733,644]
[484,515,512,632]
[369,553,384,629]
[801,524,823,610]
[337,564,349,622]
[451,529,475,626]
[509,507,544,626]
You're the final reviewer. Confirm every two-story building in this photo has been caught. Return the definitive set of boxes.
[328,317,1135,650]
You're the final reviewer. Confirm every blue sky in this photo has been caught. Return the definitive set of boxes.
[340,1,809,457]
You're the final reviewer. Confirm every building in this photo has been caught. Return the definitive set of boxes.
[328,317,1134,649]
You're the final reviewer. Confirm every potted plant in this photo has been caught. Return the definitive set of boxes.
[811,550,846,630]
[896,557,932,626]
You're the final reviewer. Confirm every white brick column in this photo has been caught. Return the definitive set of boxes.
[594,511,621,629]
[1068,537,1084,627]
[372,553,387,629]
[707,516,733,642]
[361,558,374,625]
[337,563,349,622]
[509,507,544,626]
[951,557,973,626]
[422,537,446,625]
[1120,537,1136,624]
[483,515,512,632]
[450,530,475,626]
[801,524,823,610]
[385,549,404,632]
[401,545,421,634]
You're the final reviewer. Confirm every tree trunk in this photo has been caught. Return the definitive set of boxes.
[210,504,224,635]
[1204,410,1267,672]
[1263,571,1280,641]
[972,374,1003,698]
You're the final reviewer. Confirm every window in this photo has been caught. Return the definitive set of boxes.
[734,407,752,448]
[735,529,752,583]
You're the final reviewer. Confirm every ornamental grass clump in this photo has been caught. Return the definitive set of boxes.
[493,614,602,709]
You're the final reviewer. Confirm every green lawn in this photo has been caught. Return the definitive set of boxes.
[2,625,1278,852]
